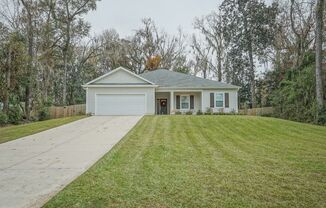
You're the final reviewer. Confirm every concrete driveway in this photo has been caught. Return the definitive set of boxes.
[0,116,142,208]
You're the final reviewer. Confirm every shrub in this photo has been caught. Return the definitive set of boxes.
[205,107,213,115]
[185,111,193,115]
[175,111,182,115]
[196,110,203,115]
[229,109,237,115]
[212,112,228,115]
[0,112,8,126]
[8,105,23,124]
[212,111,239,116]
[38,107,50,121]
[78,110,85,115]
[317,107,326,125]
[261,113,273,117]
[271,57,321,124]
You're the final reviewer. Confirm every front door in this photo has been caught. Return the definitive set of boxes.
[159,99,168,115]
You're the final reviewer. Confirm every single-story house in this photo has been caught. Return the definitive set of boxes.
[82,67,240,115]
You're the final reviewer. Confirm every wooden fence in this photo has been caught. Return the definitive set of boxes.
[48,104,86,119]
[239,107,274,116]
[45,105,272,118]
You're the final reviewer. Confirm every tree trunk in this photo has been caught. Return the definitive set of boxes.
[21,0,34,120]
[203,69,207,79]
[3,71,10,113]
[44,65,49,103]
[248,44,256,108]
[63,51,67,105]
[203,60,208,79]
[290,0,302,69]
[216,31,223,82]
[3,46,11,113]
[42,64,50,103]
[25,25,33,120]
[242,7,256,108]
[62,18,71,106]
[217,51,222,82]
[315,0,325,111]
[25,86,31,119]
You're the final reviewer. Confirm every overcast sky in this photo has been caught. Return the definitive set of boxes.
[85,0,223,38]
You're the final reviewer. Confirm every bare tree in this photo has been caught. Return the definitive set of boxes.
[20,0,38,119]
[0,0,21,30]
[158,28,188,71]
[53,0,98,105]
[126,18,188,74]
[97,29,129,72]
[194,12,225,81]
[191,34,213,79]
[0,24,10,113]
[315,0,325,113]
[290,0,316,68]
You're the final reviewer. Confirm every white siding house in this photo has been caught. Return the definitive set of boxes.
[83,67,240,115]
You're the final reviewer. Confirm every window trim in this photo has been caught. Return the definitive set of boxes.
[180,95,190,110]
[215,92,224,108]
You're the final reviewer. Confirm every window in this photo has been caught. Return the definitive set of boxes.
[180,95,190,110]
[215,93,224,108]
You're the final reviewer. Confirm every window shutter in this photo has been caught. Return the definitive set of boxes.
[225,93,229,108]
[210,93,214,107]
[176,95,180,109]
[190,95,194,109]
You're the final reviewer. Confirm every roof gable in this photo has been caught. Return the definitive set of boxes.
[85,67,155,85]
[140,69,240,89]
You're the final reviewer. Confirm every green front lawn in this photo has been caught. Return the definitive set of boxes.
[44,116,326,208]
[0,115,87,144]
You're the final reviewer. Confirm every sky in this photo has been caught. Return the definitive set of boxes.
[85,0,223,38]
[85,0,272,75]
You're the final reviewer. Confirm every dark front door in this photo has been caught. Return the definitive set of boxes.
[159,99,168,115]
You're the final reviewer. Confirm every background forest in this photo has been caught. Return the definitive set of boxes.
[0,0,325,124]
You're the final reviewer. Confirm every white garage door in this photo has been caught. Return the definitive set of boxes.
[95,94,146,115]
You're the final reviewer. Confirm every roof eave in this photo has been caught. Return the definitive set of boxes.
[156,86,240,90]
[82,84,158,89]
[85,67,156,85]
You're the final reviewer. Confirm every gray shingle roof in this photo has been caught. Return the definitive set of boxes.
[140,69,240,89]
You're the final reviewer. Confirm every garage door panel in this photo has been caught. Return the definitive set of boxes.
[96,94,145,115]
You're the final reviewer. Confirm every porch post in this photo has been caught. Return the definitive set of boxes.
[170,91,174,114]
[201,90,204,112]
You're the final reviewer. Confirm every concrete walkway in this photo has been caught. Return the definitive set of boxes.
[0,116,142,208]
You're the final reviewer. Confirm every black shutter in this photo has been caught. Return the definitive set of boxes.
[190,95,194,109]
[210,93,214,107]
[225,93,229,108]
[176,95,180,109]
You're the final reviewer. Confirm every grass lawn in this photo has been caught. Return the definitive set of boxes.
[44,116,326,208]
[0,115,87,144]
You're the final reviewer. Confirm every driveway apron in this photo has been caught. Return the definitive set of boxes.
[0,116,142,208]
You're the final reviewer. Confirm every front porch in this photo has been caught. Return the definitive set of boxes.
[155,91,202,115]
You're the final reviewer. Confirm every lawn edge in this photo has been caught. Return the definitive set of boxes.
[0,115,88,145]
[42,116,145,207]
